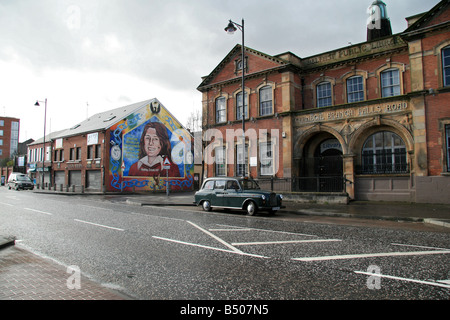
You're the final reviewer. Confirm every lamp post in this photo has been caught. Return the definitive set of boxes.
[34,98,47,188]
[225,19,246,177]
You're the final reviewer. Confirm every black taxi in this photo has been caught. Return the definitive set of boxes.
[194,177,283,215]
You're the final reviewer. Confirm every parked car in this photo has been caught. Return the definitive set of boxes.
[194,177,283,215]
[8,173,34,191]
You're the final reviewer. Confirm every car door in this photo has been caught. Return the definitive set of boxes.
[224,179,242,208]
[212,180,226,207]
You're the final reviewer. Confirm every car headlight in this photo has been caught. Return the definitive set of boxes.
[279,194,283,200]
[261,195,266,200]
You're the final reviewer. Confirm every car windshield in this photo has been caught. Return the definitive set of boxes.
[239,179,260,190]
[17,175,31,181]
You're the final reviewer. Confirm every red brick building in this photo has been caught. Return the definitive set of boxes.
[0,117,20,161]
[27,99,194,192]
[198,0,450,203]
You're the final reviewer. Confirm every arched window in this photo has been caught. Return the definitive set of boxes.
[259,86,273,116]
[317,82,332,108]
[442,46,450,87]
[347,76,364,103]
[236,92,248,120]
[215,97,226,123]
[381,68,400,97]
[360,131,408,174]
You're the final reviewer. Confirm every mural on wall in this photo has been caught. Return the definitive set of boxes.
[109,100,193,192]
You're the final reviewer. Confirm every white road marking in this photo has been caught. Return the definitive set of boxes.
[292,250,450,262]
[152,236,268,259]
[215,224,318,237]
[354,271,450,289]
[24,208,53,215]
[391,243,450,251]
[74,219,124,231]
[0,202,14,207]
[232,239,342,246]
[209,228,254,232]
[187,221,243,254]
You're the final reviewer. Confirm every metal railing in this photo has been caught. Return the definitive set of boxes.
[255,176,345,193]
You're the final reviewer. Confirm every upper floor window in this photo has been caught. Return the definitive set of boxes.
[442,46,450,87]
[317,82,332,108]
[215,97,226,123]
[235,57,248,74]
[259,86,273,116]
[381,68,400,97]
[347,76,364,103]
[236,92,248,121]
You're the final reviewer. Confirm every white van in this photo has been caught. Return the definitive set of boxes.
[7,173,34,191]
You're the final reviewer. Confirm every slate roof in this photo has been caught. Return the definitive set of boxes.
[28,98,157,146]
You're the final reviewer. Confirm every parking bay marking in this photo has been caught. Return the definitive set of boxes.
[74,219,124,232]
[292,250,450,262]
[153,221,269,259]
[24,208,53,216]
[232,239,342,246]
[354,270,450,289]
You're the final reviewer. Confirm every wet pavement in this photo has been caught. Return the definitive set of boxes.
[1,190,449,300]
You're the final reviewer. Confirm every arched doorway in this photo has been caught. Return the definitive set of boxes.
[299,134,344,192]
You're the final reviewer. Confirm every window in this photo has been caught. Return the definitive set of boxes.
[381,68,400,97]
[87,145,94,160]
[446,125,450,172]
[214,180,226,190]
[236,92,248,121]
[317,82,332,108]
[203,180,214,190]
[347,76,364,103]
[442,46,450,87]
[236,143,248,176]
[70,148,75,161]
[361,131,408,174]
[0,120,4,126]
[259,86,273,116]
[215,146,226,176]
[76,147,81,160]
[260,141,273,176]
[215,97,226,123]
[235,57,248,73]
[95,145,101,158]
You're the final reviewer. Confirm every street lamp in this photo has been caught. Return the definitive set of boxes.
[34,98,47,188]
[225,19,247,177]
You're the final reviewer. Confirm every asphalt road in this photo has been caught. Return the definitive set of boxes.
[1,188,449,301]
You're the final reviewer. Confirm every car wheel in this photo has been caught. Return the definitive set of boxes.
[246,201,257,216]
[202,200,212,212]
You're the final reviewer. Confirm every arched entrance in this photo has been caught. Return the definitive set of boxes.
[299,133,344,192]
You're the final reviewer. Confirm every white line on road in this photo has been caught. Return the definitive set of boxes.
[214,224,318,237]
[354,271,450,289]
[292,250,450,262]
[232,239,342,246]
[152,236,268,259]
[391,243,450,251]
[187,221,243,254]
[74,219,124,231]
[24,208,53,215]
[0,202,14,207]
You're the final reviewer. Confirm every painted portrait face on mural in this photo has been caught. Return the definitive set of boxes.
[127,121,180,177]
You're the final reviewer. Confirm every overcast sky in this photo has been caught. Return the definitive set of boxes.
[0,0,439,142]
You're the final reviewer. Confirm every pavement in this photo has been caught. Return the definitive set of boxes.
[1,189,449,300]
